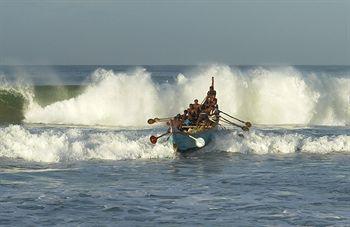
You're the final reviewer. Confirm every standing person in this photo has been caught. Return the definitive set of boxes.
[207,77,216,98]
[202,77,216,109]
[207,86,216,98]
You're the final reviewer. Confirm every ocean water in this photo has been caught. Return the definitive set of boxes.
[0,65,349,226]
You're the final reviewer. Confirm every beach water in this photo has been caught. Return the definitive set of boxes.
[0,65,349,225]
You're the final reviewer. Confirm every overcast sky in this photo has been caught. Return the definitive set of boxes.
[0,0,349,65]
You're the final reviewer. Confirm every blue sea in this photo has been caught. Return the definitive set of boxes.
[0,65,349,226]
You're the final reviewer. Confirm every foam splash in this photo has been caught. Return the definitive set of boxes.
[22,65,350,126]
[214,130,350,154]
[24,68,161,126]
[0,125,175,163]
[0,125,349,163]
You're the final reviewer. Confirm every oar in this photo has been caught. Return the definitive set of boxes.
[147,117,172,124]
[150,132,170,144]
[219,110,252,128]
[174,131,206,148]
[220,116,249,131]
[187,134,205,148]
[221,117,249,131]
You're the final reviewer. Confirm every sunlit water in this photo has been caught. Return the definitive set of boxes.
[0,65,349,225]
[0,124,350,226]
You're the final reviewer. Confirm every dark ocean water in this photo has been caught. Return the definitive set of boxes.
[1,152,350,226]
[0,65,349,226]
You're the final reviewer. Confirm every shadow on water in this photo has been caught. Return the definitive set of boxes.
[0,85,85,124]
[0,89,26,124]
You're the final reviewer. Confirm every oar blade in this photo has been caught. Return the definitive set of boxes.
[242,126,249,131]
[150,135,158,144]
[147,119,156,124]
[195,137,205,148]
[245,122,252,128]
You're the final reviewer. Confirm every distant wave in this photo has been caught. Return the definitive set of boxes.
[0,76,35,124]
[0,77,85,124]
[24,65,350,126]
[0,65,349,126]
[0,89,27,123]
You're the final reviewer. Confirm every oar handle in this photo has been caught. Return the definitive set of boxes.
[150,131,170,144]
[155,117,172,121]
[220,116,249,131]
[219,111,245,124]
[219,111,252,127]
[220,116,241,127]
[147,117,173,124]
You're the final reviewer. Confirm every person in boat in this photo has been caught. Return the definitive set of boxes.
[171,114,182,131]
[202,77,216,109]
[187,104,198,124]
[196,111,208,126]
[187,104,194,113]
[207,77,216,99]
[209,104,220,123]
[210,97,217,107]
[207,85,216,98]
[187,108,196,126]
[196,106,212,127]
[193,99,201,112]
[182,109,192,126]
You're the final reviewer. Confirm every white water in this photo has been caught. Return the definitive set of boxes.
[0,125,349,163]
[0,125,174,162]
[214,129,350,155]
[24,65,349,126]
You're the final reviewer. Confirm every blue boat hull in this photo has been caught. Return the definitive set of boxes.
[168,127,217,153]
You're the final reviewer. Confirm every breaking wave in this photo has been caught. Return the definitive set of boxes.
[0,125,174,162]
[0,65,349,126]
[213,129,350,155]
[0,125,348,163]
[0,76,35,123]
[24,65,350,126]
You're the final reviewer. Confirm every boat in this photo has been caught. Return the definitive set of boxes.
[148,77,251,152]
[168,124,218,153]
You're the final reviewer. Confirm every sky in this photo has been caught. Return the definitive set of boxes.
[0,0,349,65]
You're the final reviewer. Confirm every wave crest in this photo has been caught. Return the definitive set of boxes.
[0,125,175,162]
[18,65,350,126]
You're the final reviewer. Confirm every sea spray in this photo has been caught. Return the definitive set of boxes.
[25,68,161,126]
[213,129,350,155]
[0,125,349,163]
[0,125,175,162]
[24,65,349,126]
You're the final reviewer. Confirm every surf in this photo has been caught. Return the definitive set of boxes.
[24,65,350,126]
[0,125,348,163]
[0,65,349,126]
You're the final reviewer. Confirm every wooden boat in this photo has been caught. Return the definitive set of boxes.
[168,124,218,153]
[148,77,244,152]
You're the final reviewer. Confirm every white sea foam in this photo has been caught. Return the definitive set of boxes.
[0,125,348,163]
[23,65,349,126]
[214,129,350,155]
[0,125,175,163]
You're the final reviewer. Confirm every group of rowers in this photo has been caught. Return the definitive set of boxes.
[170,78,219,132]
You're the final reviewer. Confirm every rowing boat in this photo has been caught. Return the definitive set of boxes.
[148,77,251,151]
[168,124,218,153]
